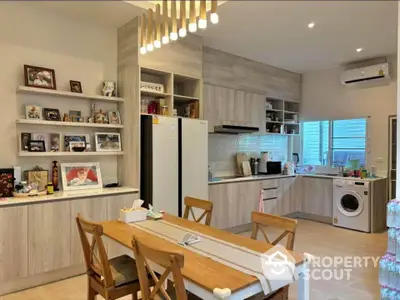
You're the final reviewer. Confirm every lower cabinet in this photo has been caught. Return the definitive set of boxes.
[28,201,72,275]
[302,177,333,218]
[277,177,303,216]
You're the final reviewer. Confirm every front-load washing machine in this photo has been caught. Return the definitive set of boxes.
[332,179,370,232]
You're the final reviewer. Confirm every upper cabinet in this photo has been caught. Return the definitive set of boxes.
[203,84,265,133]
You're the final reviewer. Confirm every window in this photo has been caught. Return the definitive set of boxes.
[302,118,367,167]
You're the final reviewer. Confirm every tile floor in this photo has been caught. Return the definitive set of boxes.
[2,219,386,300]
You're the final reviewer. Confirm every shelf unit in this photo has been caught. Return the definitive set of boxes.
[389,115,397,200]
[19,151,124,157]
[140,67,201,119]
[265,98,300,135]
[17,86,124,103]
[16,119,124,129]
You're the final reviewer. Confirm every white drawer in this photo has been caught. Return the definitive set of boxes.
[263,188,279,199]
[261,180,278,189]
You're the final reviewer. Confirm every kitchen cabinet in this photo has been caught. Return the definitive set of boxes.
[70,197,108,266]
[209,181,260,229]
[28,201,71,275]
[203,84,265,132]
[277,177,303,216]
[0,206,28,283]
[302,177,333,218]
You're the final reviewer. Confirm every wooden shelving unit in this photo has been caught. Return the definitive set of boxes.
[16,119,124,129]
[17,86,124,103]
[140,67,201,119]
[265,98,300,135]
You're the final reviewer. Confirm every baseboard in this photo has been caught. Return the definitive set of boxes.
[0,264,85,296]
[295,212,332,224]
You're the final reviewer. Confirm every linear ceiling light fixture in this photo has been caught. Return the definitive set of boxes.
[140,0,219,55]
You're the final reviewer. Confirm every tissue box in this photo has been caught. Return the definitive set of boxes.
[120,208,147,223]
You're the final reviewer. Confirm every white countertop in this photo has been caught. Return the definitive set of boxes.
[209,174,385,185]
[0,187,139,207]
[208,174,295,185]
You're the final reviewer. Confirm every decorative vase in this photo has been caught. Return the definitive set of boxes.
[52,161,59,191]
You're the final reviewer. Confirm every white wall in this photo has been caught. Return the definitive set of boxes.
[0,2,118,183]
[301,56,397,175]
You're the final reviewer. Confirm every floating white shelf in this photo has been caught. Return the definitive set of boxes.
[140,90,171,97]
[266,120,283,124]
[16,119,124,129]
[17,86,124,103]
[173,95,200,101]
[284,110,299,114]
[266,108,283,112]
[19,151,124,157]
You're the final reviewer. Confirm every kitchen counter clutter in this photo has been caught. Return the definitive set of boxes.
[208,174,295,185]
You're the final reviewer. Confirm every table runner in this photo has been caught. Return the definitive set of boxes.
[131,220,297,295]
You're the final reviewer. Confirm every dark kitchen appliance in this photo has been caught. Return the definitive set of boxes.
[267,161,282,175]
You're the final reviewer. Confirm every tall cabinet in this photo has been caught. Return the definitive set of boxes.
[389,115,397,200]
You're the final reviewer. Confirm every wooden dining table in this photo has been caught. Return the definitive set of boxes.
[101,214,309,300]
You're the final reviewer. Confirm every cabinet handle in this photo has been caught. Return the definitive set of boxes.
[263,197,278,201]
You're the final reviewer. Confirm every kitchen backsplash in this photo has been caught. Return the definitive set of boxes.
[208,134,289,177]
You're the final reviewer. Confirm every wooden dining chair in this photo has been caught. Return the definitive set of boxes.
[183,196,213,226]
[250,211,298,300]
[131,234,187,300]
[76,214,141,300]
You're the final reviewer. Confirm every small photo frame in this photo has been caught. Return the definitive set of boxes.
[43,108,61,121]
[25,104,42,119]
[108,111,121,125]
[70,80,82,93]
[49,133,61,152]
[21,132,31,151]
[32,133,49,152]
[61,162,103,191]
[24,65,56,90]
[102,81,116,97]
[69,109,81,122]
[64,134,90,152]
[69,141,86,152]
[28,140,45,152]
[95,132,121,152]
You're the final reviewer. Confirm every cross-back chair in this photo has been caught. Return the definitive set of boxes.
[183,196,213,226]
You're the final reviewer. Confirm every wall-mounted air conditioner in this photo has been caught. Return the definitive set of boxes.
[340,63,391,85]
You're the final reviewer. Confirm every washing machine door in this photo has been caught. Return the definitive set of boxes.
[336,190,364,217]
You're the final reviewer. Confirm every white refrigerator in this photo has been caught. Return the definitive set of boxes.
[140,115,208,216]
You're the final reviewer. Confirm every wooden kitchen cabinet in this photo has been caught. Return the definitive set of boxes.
[0,206,28,283]
[70,197,108,266]
[209,181,260,229]
[28,201,71,275]
[302,177,333,218]
[277,177,302,216]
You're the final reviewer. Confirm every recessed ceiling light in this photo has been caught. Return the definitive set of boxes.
[308,22,315,29]
[356,48,363,52]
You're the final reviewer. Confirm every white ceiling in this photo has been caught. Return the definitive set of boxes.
[27,1,398,74]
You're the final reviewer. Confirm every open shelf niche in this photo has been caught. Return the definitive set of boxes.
[140,67,201,119]
[265,98,300,135]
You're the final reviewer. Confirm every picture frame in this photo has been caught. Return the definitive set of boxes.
[20,132,31,151]
[49,133,61,152]
[108,111,121,125]
[95,132,122,152]
[24,65,56,90]
[31,133,49,152]
[28,140,45,152]
[69,109,81,122]
[43,108,61,121]
[64,134,90,151]
[69,80,82,93]
[60,162,103,191]
[69,141,86,152]
[102,81,116,97]
[25,104,42,120]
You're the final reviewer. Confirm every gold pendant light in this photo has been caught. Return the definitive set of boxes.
[140,15,147,54]
[179,0,187,37]
[170,0,178,41]
[211,0,219,24]
[198,0,207,29]
[189,0,197,33]
[154,4,161,48]
[162,0,169,44]
[146,8,154,51]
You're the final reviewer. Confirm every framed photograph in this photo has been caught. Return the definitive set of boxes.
[64,134,90,151]
[102,81,116,97]
[28,140,45,152]
[69,109,81,122]
[108,111,121,125]
[25,169,48,192]
[21,132,31,151]
[60,162,103,191]
[49,133,60,152]
[32,133,49,152]
[25,104,42,119]
[70,80,82,93]
[69,141,86,152]
[24,65,56,90]
[95,133,122,152]
[43,108,61,121]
